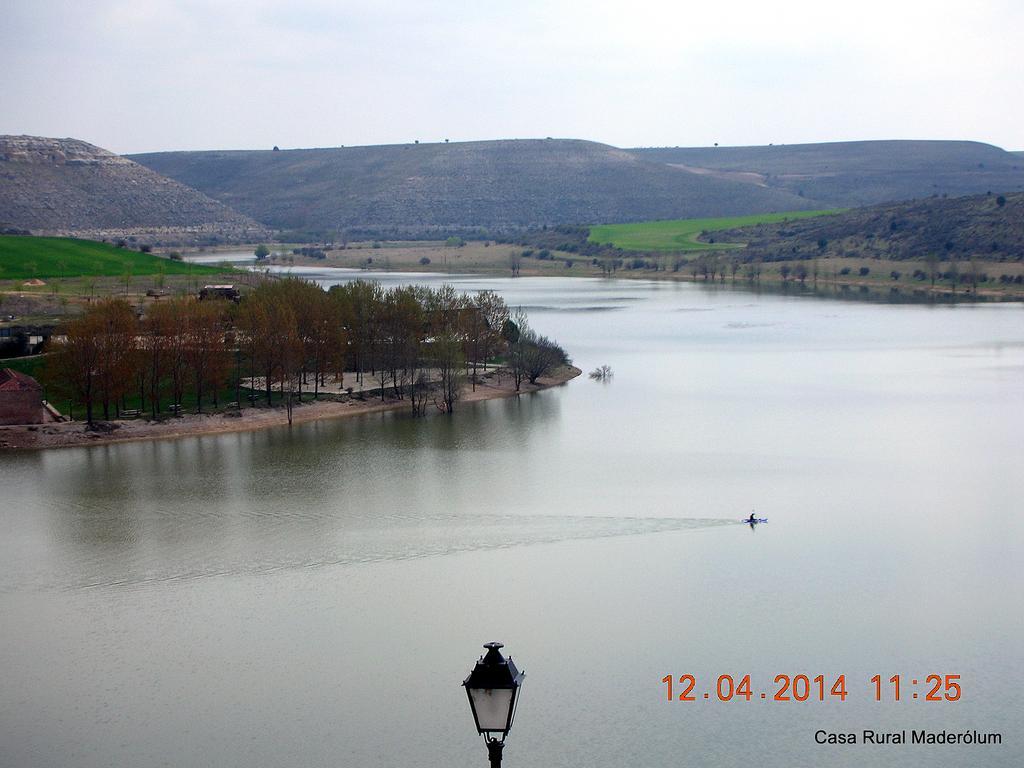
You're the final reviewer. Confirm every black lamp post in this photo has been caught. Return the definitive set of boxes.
[463,642,524,768]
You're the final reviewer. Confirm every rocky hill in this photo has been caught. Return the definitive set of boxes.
[711,191,1024,263]
[0,136,267,243]
[130,139,814,236]
[9,135,1023,242]
[629,140,1024,208]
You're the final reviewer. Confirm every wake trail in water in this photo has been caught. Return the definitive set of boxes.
[2,515,740,593]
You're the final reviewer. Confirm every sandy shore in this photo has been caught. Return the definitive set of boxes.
[0,366,581,451]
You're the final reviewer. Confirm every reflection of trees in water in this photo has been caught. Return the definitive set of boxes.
[29,389,565,588]
[267,388,563,458]
[693,279,982,305]
[35,445,148,589]
[45,439,244,586]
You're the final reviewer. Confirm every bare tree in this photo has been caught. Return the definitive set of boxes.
[521,332,569,384]
[432,333,465,413]
[186,301,227,413]
[92,299,138,419]
[465,290,509,390]
[144,301,175,418]
[925,252,939,288]
[45,311,103,424]
[505,307,529,391]
[163,298,190,413]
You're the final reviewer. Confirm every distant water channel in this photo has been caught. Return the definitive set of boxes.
[2,276,1022,768]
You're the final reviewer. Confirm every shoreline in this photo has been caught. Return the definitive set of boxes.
[257,259,1024,304]
[0,366,582,451]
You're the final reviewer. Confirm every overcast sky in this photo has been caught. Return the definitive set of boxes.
[2,0,1021,154]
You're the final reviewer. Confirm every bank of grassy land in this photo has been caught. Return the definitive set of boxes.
[587,210,842,252]
[0,235,223,279]
[1,235,240,328]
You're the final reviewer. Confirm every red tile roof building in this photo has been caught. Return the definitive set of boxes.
[0,368,45,425]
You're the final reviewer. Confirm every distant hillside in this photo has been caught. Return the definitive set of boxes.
[710,191,1024,262]
[12,135,1023,242]
[130,139,814,236]
[0,136,266,242]
[629,141,1024,208]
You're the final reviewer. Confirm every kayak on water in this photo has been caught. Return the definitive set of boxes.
[744,518,768,524]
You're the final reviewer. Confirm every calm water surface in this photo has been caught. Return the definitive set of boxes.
[2,276,1022,768]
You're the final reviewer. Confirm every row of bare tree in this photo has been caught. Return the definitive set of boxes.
[45,278,570,424]
[47,297,230,424]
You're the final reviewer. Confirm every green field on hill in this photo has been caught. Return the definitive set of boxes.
[588,210,842,252]
[0,236,223,280]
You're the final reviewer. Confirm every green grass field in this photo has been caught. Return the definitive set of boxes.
[0,236,224,280]
[588,210,842,252]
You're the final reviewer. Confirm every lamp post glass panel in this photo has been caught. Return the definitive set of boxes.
[463,642,524,767]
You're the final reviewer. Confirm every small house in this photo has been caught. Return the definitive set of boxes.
[199,284,241,302]
[0,322,54,356]
[0,368,45,425]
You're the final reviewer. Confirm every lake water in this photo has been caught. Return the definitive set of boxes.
[2,275,1022,768]
[181,248,260,266]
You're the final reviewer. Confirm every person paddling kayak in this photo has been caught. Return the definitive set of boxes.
[747,512,757,524]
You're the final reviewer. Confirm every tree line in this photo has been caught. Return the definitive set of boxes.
[44,278,569,424]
